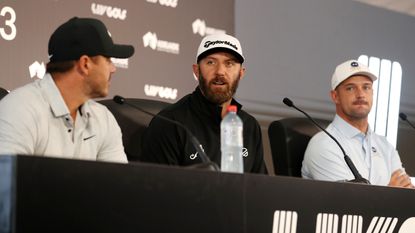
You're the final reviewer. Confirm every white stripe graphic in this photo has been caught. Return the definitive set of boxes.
[366,216,397,233]
[341,215,362,233]
[272,210,298,233]
[316,213,338,233]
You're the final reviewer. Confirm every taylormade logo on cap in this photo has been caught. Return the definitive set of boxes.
[331,59,377,90]
[204,40,238,50]
[196,33,244,63]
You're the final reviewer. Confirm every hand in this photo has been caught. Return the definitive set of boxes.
[388,169,415,189]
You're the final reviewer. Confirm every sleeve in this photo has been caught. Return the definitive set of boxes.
[96,109,128,163]
[0,95,37,155]
[301,133,355,181]
[251,120,267,174]
[140,114,183,165]
[390,146,403,174]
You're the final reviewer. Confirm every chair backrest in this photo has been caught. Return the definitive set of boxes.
[0,87,9,100]
[99,98,171,161]
[268,117,330,177]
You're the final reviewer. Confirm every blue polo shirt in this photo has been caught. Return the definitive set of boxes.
[302,114,403,185]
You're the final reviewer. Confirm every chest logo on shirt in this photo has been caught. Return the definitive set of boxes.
[242,147,248,157]
[190,152,198,160]
[189,144,205,160]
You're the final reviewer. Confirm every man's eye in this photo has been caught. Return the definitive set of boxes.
[226,61,236,67]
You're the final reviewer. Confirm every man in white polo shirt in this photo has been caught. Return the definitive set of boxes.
[0,17,134,163]
[302,60,413,188]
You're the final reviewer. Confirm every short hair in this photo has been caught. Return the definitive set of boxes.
[46,60,76,73]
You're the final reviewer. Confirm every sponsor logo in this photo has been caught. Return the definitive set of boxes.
[110,58,129,69]
[146,0,178,8]
[91,3,127,20]
[204,40,238,50]
[192,18,226,37]
[29,61,46,79]
[144,84,178,100]
[189,145,204,160]
[189,152,198,160]
[142,32,180,54]
[242,147,248,157]
[272,210,414,233]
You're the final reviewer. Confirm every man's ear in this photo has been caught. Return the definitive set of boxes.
[77,55,90,75]
[330,90,339,104]
[239,66,246,80]
[192,64,200,80]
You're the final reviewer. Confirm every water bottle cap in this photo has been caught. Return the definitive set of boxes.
[227,105,237,113]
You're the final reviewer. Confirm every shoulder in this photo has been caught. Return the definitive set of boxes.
[0,81,47,116]
[157,94,192,118]
[238,109,260,126]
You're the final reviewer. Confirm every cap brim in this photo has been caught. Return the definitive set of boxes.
[106,44,135,58]
[353,71,378,81]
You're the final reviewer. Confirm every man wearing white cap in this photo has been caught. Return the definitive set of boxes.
[302,60,413,187]
[141,34,266,173]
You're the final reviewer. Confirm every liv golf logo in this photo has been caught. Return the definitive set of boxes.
[142,32,180,54]
[192,19,226,37]
[91,3,127,20]
[272,210,415,233]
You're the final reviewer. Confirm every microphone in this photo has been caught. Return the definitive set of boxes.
[399,112,415,130]
[283,97,370,184]
[113,95,219,171]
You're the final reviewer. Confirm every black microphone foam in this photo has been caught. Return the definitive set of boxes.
[399,112,415,130]
[113,95,125,104]
[283,97,370,184]
[112,95,219,171]
[283,97,293,107]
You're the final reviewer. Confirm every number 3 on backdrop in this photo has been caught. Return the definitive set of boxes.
[1,6,16,41]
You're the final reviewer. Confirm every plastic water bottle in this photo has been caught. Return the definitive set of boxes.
[220,105,243,173]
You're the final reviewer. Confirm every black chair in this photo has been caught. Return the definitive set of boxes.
[0,87,9,100]
[99,98,170,162]
[268,117,330,177]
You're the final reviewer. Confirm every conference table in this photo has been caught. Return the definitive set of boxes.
[1,155,414,233]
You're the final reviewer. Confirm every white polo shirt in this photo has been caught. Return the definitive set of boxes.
[0,73,127,163]
[302,115,402,185]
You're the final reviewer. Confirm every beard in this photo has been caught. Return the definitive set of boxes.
[198,71,240,105]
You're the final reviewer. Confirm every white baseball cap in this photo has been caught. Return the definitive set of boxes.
[331,60,377,90]
[196,33,244,63]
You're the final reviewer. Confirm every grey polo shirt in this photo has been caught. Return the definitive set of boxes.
[0,73,127,163]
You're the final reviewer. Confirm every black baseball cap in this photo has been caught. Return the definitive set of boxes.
[48,17,134,62]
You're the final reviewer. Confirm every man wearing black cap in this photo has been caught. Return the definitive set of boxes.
[0,17,134,163]
[141,34,266,173]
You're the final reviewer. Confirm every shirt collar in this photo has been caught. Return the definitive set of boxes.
[332,114,365,139]
[39,73,92,119]
[40,73,70,118]
[192,87,243,124]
